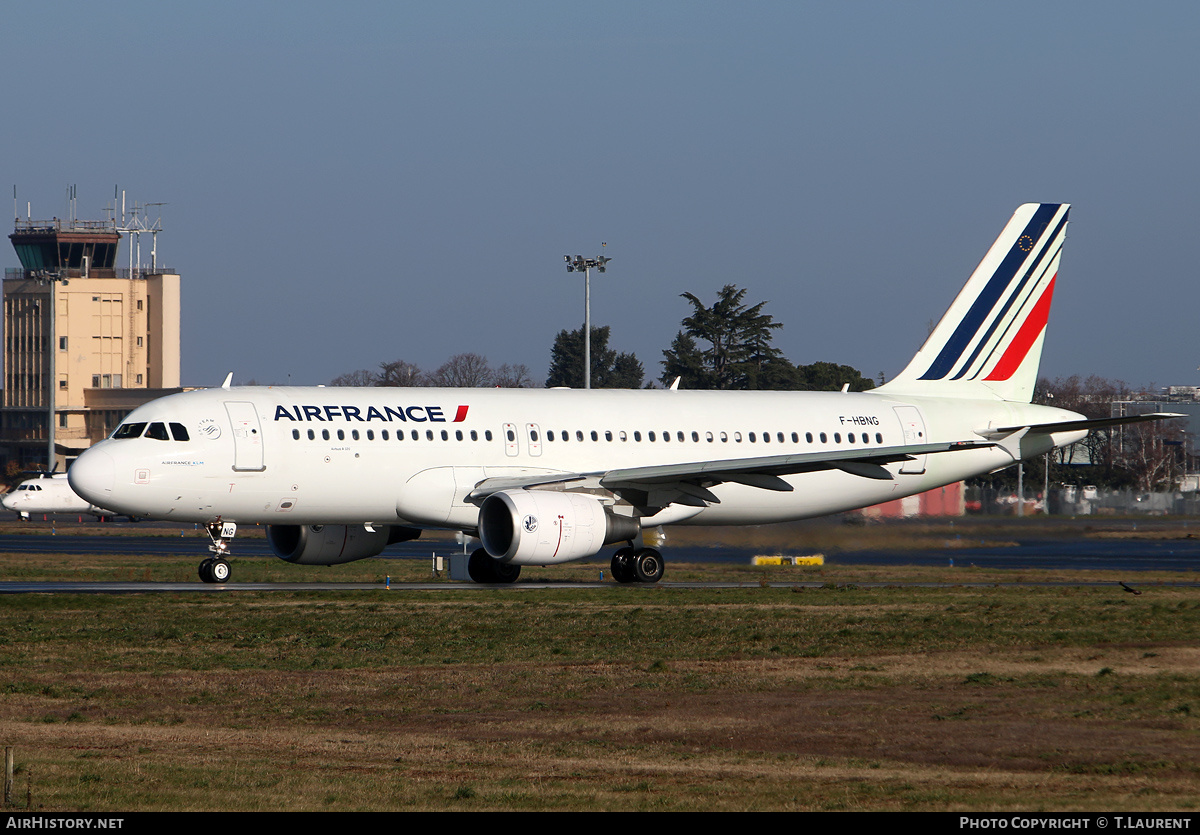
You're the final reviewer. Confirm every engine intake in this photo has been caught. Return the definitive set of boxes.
[478,490,638,565]
[267,524,420,565]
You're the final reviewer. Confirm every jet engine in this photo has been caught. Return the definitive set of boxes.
[267,524,421,566]
[478,490,639,565]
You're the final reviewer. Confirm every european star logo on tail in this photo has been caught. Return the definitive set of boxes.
[880,203,1069,403]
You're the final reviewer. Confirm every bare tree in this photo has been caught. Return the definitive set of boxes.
[428,353,494,387]
[329,369,377,387]
[1126,418,1188,492]
[377,359,428,387]
[493,363,535,388]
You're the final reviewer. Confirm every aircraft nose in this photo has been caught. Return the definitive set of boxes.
[69,448,115,505]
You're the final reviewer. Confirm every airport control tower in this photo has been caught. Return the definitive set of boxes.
[2,191,182,472]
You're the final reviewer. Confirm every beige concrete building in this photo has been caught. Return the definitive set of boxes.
[3,217,182,471]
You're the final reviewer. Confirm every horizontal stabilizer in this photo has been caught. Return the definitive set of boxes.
[983,412,1186,437]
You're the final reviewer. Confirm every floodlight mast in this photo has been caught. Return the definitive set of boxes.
[563,253,611,389]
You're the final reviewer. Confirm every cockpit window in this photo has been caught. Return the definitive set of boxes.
[170,423,190,441]
[113,422,147,439]
[145,422,170,441]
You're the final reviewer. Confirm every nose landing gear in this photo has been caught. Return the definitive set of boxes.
[199,520,237,583]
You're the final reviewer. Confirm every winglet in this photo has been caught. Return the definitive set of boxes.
[221,372,233,390]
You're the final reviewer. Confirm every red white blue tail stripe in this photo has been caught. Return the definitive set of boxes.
[881,203,1069,403]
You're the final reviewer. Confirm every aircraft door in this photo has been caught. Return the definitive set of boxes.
[225,401,266,472]
[893,405,928,475]
[525,423,542,457]
[503,423,519,457]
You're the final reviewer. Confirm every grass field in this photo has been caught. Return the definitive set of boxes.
[1,518,1198,811]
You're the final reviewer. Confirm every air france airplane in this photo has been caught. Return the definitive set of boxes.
[1,473,117,520]
[67,204,1171,584]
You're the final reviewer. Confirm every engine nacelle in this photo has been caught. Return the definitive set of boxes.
[478,490,638,565]
[267,524,421,566]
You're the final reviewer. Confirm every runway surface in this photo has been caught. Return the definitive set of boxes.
[1,523,1197,593]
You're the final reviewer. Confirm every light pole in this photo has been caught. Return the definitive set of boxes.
[564,253,611,389]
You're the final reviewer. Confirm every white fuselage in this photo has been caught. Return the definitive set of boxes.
[67,385,1086,531]
[1,473,114,518]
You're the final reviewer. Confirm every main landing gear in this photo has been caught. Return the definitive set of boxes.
[610,546,664,584]
[199,520,237,584]
[462,545,665,585]
[467,548,521,584]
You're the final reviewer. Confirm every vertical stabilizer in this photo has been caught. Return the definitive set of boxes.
[879,203,1069,403]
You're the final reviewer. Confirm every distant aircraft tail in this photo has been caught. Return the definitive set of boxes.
[878,202,1070,403]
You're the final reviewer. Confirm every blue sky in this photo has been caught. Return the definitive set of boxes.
[3,2,1197,388]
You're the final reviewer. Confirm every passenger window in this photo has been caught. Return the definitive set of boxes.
[307,429,315,440]
[292,429,300,440]
[590,431,598,442]
[351,430,359,440]
[678,431,685,442]
[170,423,191,441]
[819,432,827,443]
[485,430,493,441]
[145,422,170,441]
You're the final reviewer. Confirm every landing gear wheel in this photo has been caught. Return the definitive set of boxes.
[611,547,636,583]
[210,558,231,583]
[493,562,521,584]
[198,558,213,583]
[467,548,519,583]
[467,548,492,582]
[633,548,664,583]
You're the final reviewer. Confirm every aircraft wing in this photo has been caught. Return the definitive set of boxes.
[466,439,993,507]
